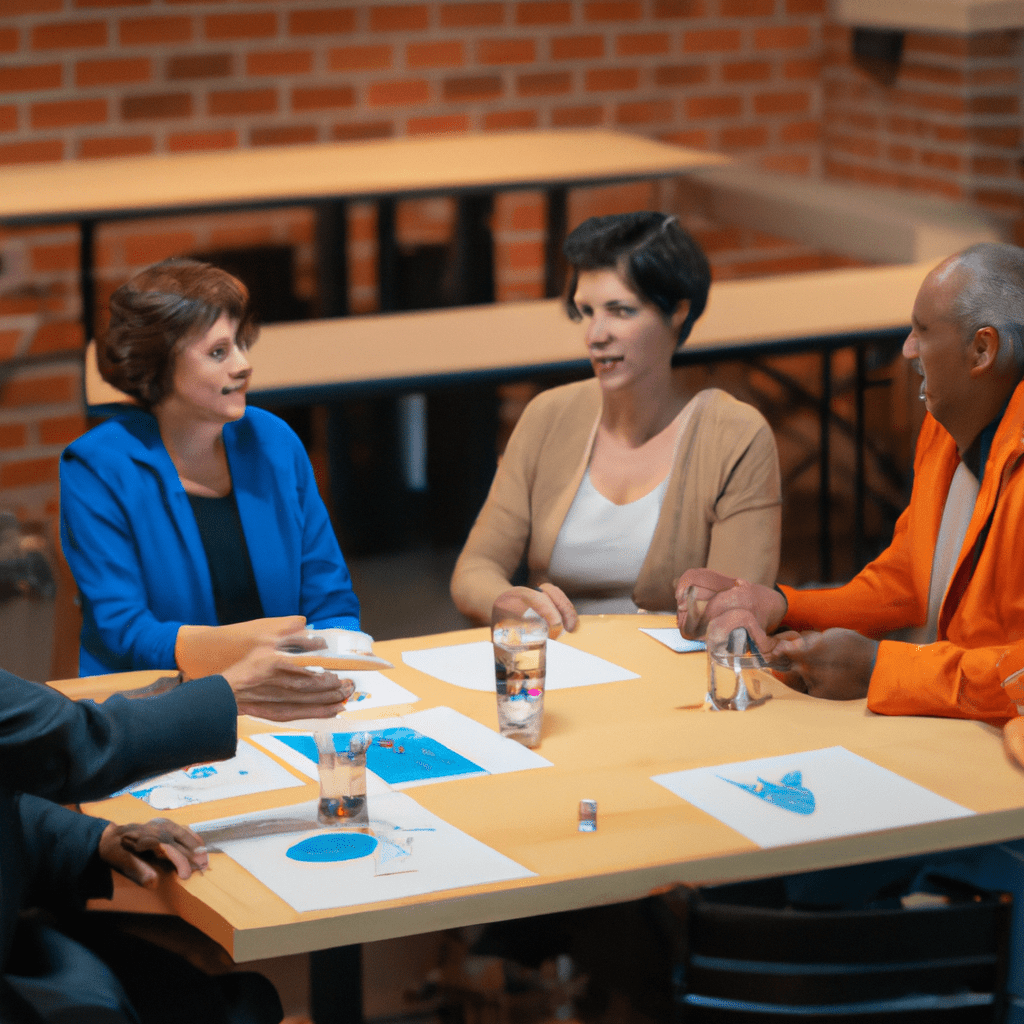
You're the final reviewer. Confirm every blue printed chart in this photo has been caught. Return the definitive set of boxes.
[652,746,973,848]
[254,706,550,789]
[193,782,534,913]
[117,740,306,810]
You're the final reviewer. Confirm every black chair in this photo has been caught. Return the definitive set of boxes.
[677,876,1012,1023]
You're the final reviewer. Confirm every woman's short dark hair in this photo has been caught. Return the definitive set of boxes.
[98,258,257,410]
[563,212,711,348]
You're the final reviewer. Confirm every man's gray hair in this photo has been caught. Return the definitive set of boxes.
[949,242,1024,374]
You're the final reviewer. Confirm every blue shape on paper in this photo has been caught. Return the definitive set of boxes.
[719,769,816,815]
[274,728,485,785]
[286,832,378,863]
[185,765,218,780]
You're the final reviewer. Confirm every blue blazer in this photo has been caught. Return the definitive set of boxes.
[60,407,360,676]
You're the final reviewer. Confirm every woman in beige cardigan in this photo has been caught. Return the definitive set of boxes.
[451,212,781,634]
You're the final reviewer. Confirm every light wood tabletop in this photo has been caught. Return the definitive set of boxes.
[85,261,929,408]
[0,130,727,225]
[57,614,1024,963]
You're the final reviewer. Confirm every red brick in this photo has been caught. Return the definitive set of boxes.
[30,242,78,273]
[30,321,82,354]
[970,94,1018,115]
[584,1,643,21]
[969,125,1021,149]
[167,53,232,80]
[119,17,191,46]
[76,56,150,86]
[721,0,774,14]
[291,86,355,112]
[654,64,708,86]
[826,132,879,158]
[517,71,571,96]
[208,225,275,250]
[250,124,319,146]
[784,57,820,80]
[507,240,544,270]
[661,128,711,148]
[408,114,470,135]
[0,30,20,54]
[551,35,604,60]
[209,89,277,116]
[616,99,674,124]
[79,135,154,159]
[968,31,1018,58]
[653,0,706,14]
[0,107,17,132]
[585,67,639,90]
[683,28,741,52]
[478,39,536,64]
[516,2,572,24]
[888,113,928,137]
[779,119,818,143]
[1,457,60,489]
[331,121,394,141]
[900,62,963,87]
[407,41,463,68]
[754,25,811,49]
[168,130,237,152]
[288,9,357,35]
[0,424,27,450]
[616,32,670,55]
[484,109,538,130]
[440,3,504,26]
[971,155,1013,177]
[369,5,431,31]
[888,143,915,163]
[329,45,392,71]
[904,90,966,116]
[921,149,962,172]
[720,125,769,148]
[122,93,192,120]
[753,90,810,115]
[2,374,77,406]
[0,333,22,362]
[442,75,502,101]
[205,13,276,40]
[76,0,148,7]
[5,0,61,12]
[685,94,743,118]
[722,60,771,82]
[368,80,432,106]
[247,50,314,77]
[551,104,604,127]
[0,140,63,164]
[123,231,197,265]
[974,187,1021,211]
[786,0,824,11]
[969,67,1018,88]
[38,414,86,446]
[0,65,62,93]
[31,20,106,49]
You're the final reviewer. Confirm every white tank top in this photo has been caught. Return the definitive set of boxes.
[547,469,670,614]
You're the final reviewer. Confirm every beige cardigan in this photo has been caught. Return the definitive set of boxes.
[450,379,781,623]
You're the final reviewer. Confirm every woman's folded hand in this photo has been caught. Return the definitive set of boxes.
[175,616,307,678]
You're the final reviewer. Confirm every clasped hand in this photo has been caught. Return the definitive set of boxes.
[99,819,209,888]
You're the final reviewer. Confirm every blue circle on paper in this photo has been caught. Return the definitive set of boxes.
[286,833,378,863]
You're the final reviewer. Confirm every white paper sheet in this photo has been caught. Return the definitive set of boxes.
[639,628,706,653]
[402,639,638,691]
[254,706,552,789]
[192,786,535,913]
[338,670,420,711]
[652,746,973,849]
[115,740,305,810]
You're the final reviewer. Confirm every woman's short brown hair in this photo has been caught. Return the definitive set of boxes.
[98,258,258,410]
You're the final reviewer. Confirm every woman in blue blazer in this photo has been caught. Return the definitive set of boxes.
[61,258,361,677]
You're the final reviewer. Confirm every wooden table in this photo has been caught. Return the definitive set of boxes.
[0,129,728,334]
[63,614,1024,964]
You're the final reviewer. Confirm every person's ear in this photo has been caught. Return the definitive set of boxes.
[969,325,1000,375]
[670,299,691,333]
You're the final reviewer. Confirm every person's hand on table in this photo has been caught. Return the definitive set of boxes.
[768,628,878,701]
[675,569,786,640]
[175,615,307,679]
[98,819,209,888]
[491,584,578,638]
[1004,717,1024,770]
[220,644,355,721]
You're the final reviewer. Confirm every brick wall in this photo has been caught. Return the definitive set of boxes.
[0,0,1020,529]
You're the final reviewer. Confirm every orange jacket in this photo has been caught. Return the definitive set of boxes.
[780,378,1024,726]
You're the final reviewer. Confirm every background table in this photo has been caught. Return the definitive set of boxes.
[61,613,1024,964]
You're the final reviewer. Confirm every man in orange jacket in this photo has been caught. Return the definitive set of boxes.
[677,242,1024,1016]
[678,241,1024,730]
